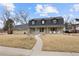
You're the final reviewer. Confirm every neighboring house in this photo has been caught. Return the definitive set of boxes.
[28,17,64,33]
[75,24,79,32]
[71,18,79,32]
[66,24,79,33]
[66,24,77,33]
[73,18,79,33]
[14,24,28,30]
[75,19,79,32]
[65,18,79,33]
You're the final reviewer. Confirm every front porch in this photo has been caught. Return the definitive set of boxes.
[29,27,64,34]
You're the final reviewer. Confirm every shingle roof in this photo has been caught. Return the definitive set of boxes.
[30,17,63,20]
[29,17,64,27]
[76,18,79,21]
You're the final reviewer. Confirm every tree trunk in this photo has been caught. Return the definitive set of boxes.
[7,28,13,34]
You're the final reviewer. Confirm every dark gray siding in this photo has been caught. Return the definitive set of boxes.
[29,17,64,27]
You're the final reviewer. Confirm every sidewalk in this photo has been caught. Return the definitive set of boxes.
[0,46,32,56]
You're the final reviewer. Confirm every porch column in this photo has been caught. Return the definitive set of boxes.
[35,28,39,34]
[28,27,30,33]
[29,28,31,33]
[47,27,49,33]
[35,28,37,33]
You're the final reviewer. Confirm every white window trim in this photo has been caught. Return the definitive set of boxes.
[53,20,57,24]
[42,20,45,24]
[32,21,35,25]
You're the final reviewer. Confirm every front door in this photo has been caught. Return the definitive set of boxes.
[39,28,44,32]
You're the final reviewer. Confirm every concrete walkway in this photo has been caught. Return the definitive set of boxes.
[31,34,79,56]
[31,34,43,55]
[0,34,79,56]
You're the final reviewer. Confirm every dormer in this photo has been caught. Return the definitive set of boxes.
[51,18,58,24]
[31,20,36,25]
[41,19,46,25]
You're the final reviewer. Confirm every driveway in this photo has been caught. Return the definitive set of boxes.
[0,46,32,56]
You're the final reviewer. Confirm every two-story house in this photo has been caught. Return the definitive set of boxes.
[28,17,64,33]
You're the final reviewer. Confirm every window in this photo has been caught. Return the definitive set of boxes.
[32,21,35,25]
[53,19,57,24]
[41,20,45,24]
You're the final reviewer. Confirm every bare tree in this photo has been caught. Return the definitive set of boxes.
[64,16,70,32]
[15,10,29,24]
[1,10,11,27]
[0,9,15,34]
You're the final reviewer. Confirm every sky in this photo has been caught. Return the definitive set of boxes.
[1,3,79,19]
[14,3,79,18]
[0,3,79,28]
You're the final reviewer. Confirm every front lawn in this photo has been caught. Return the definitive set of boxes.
[0,34,36,49]
[41,34,79,52]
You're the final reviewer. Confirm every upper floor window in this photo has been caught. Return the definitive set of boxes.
[41,20,45,24]
[32,20,35,25]
[52,19,57,24]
